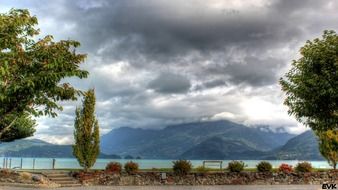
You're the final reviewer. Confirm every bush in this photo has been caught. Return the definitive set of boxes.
[295,162,312,172]
[227,161,246,172]
[105,162,122,174]
[124,161,139,174]
[19,172,32,180]
[256,161,273,172]
[0,169,11,177]
[172,160,192,175]
[278,163,293,173]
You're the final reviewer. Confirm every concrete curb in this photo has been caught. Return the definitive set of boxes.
[0,182,61,188]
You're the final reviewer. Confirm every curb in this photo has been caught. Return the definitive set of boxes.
[0,182,60,188]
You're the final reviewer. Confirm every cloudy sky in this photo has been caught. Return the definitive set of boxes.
[1,0,338,144]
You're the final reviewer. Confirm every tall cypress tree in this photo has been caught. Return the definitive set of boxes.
[73,89,100,171]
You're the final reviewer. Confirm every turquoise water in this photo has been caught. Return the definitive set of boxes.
[0,157,331,170]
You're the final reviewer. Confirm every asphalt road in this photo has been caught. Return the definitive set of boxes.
[0,185,323,190]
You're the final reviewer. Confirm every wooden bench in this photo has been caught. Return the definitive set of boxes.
[203,160,223,169]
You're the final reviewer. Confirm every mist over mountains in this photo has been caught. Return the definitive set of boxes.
[0,120,324,160]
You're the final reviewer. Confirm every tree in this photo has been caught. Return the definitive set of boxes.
[317,130,338,169]
[0,9,88,141]
[73,89,100,171]
[280,30,338,131]
[0,113,36,142]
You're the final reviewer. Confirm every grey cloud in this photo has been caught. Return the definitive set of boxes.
[194,79,227,91]
[19,1,297,60]
[210,56,285,87]
[271,0,324,14]
[80,2,287,61]
[204,79,227,88]
[94,90,245,130]
[148,72,191,94]
[12,0,338,87]
[60,0,336,88]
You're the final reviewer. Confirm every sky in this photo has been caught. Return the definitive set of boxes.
[1,0,338,144]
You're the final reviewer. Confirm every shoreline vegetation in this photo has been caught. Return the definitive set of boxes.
[1,160,337,187]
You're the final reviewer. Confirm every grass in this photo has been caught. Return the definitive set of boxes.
[312,168,331,172]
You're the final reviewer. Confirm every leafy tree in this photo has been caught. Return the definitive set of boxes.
[73,89,100,171]
[0,113,36,142]
[317,130,338,169]
[280,30,338,131]
[0,9,88,141]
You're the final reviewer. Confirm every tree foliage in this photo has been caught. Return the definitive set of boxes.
[280,30,338,131]
[73,89,100,171]
[0,113,36,142]
[317,130,338,169]
[0,9,88,141]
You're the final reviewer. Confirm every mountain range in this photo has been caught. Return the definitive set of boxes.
[0,120,324,160]
[271,130,324,160]
[0,139,120,158]
[100,120,323,160]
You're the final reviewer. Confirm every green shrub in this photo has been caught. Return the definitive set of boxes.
[227,161,246,172]
[256,161,273,172]
[105,162,122,174]
[172,160,192,175]
[124,161,139,174]
[295,162,312,172]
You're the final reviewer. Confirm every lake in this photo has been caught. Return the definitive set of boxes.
[0,157,331,170]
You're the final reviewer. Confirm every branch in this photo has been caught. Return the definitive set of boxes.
[0,116,18,139]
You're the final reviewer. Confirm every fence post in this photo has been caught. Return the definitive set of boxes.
[52,158,55,170]
[2,157,4,168]
[20,158,23,169]
[33,158,35,170]
[9,158,11,169]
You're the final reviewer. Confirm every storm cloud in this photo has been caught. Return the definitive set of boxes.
[2,0,338,144]
[148,72,191,94]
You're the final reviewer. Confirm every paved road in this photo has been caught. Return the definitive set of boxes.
[0,185,323,190]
